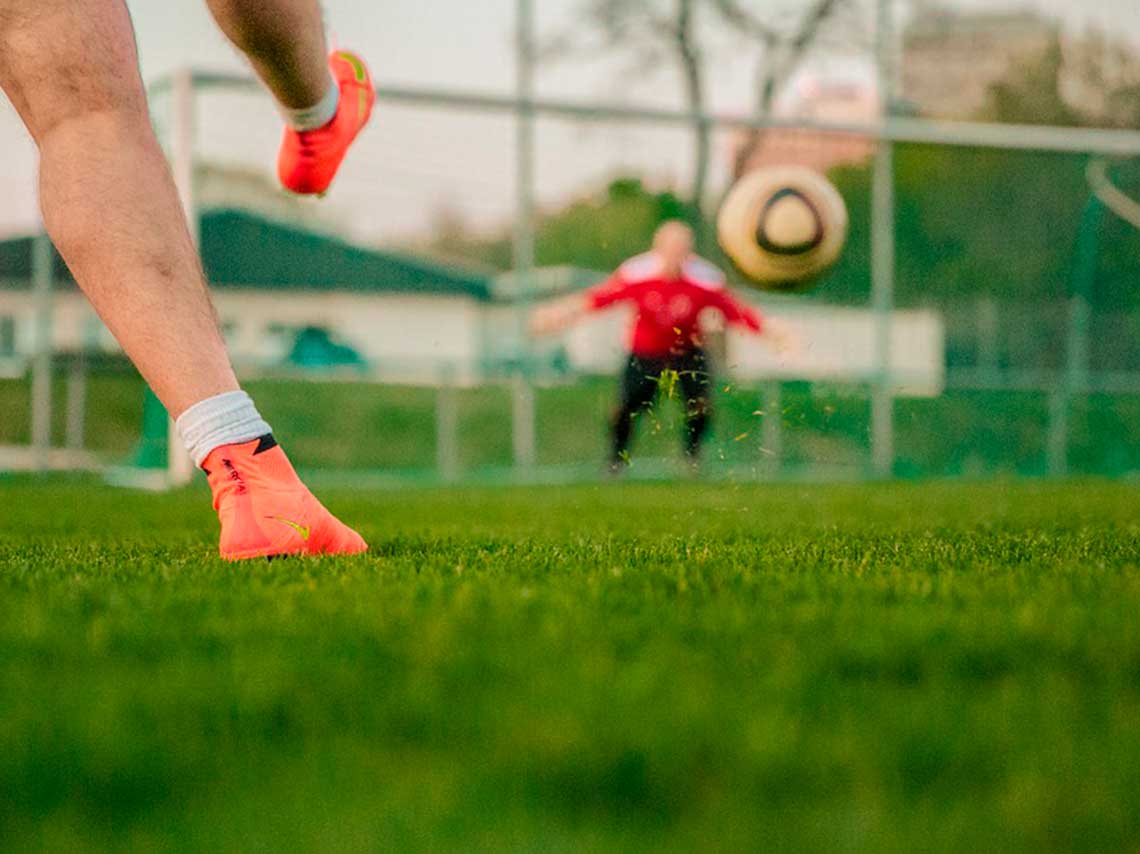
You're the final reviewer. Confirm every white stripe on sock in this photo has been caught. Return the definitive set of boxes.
[281,76,340,131]
[176,390,273,467]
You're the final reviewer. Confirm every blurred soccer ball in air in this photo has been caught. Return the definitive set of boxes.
[718,166,849,291]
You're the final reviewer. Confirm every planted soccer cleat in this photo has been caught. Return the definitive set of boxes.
[278,50,376,196]
[204,435,368,561]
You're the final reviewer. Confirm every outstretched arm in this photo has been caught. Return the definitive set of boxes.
[756,316,803,358]
[710,288,764,334]
[530,274,633,336]
[529,293,592,337]
[711,289,802,357]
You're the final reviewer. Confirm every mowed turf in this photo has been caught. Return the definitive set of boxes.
[2,480,1140,852]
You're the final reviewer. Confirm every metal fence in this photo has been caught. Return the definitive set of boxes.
[4,0,1140,485]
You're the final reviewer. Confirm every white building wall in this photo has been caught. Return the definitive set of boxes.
[0,288,944,394]
[563,307,635,373]
[726,306,945,396]
[0,289,487,386]
[213,291,484,383]
[560,302,945,397]
[0,291,108,357]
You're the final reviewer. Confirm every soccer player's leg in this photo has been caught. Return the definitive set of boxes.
[205,0,375,195]
[678,348,714,463]
[611,355,662,469]
[0,0,366,560]
[0,0,236,418]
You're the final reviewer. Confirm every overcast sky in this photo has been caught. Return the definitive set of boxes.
[1,0,1138,241]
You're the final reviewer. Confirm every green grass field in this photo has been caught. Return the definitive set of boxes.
[11,373,1140,478]
[3,479,1140,852]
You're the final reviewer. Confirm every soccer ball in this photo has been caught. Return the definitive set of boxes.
[717,166,849,291]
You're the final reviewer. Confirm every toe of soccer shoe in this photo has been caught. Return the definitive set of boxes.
[304,498,369,557]
[216,489,368,562]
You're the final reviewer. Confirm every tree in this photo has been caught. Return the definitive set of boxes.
[558,0,856,217]
[710,0,860,177]
[981,30,1140,129]
[422,205,512,271]
[1064,31,1140,129]
[533,178,693,270]
[420,178,692,273]
[568,0,710,219]
[980,35,1079,127]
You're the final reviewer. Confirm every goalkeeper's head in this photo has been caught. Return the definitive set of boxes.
[653,220,694,279]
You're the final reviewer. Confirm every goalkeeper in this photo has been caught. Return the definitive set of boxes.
[532,221,796,470]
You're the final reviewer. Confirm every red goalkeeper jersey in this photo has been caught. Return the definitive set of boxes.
[586,252,764,358]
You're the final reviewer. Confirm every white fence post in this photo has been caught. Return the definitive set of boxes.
[762,381,783,478]
[30,232,54,470]
[65,354,88,451]
[511,0,538,472]
[871,0,898,480]
[436,365,461,482]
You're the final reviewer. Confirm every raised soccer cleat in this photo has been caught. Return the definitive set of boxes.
[203,435,368,561]
[278,50,376,196]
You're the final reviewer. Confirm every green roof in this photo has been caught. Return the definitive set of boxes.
[0,209,492,299]
[0,234,65,286]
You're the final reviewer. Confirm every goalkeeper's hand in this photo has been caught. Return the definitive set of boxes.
[529,296,588,337]
[763,317,804,363]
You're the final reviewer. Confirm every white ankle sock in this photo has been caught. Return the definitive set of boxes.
[176,390,273,467]
[281,77,340,131]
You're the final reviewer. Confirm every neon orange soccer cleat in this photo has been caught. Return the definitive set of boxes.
[203,436,368,561]
[278,50,376,196]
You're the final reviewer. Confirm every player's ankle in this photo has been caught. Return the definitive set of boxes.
[175,390,273,469]
[280,75,339,132]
